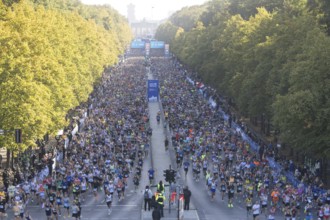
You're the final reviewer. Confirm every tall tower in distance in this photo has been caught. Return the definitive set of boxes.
[127,3,136,24]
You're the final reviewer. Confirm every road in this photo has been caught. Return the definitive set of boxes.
[144,64,248,220]
[4,57,286,220]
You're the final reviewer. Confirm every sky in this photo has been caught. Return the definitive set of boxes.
[80,0,208,21]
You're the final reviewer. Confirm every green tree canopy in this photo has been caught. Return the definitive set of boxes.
[0,0,132,151]
[155,0,330,155]
[169,5,207,31]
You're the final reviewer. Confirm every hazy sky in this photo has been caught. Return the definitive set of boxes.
[80,0,208,21]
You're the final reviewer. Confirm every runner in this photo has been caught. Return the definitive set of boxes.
[55,191,62,217]
[71,201,79,220]
[183,161,190,178]
[220,180,227,201]
[105,191,113,215]
[227,182,235,208]
[63,193,70,218]
[148,168,155,185]
[252,200,261,220]
[245,196,253,217]
[210,179,217,201]
[44,201,52,220]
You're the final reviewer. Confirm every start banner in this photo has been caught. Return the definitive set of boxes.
[131,40,145,49]
[147,80,159,102]
[151,41,165,49]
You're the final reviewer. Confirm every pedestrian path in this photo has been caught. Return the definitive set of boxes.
[141,209,200,220]
[148,71,171,184]
[141,70,199,220]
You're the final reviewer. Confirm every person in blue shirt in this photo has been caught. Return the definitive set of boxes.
[148,168,155,184]
[63,193,70,217]
[183,161,190,177]
[312,188,319,202]
[66,175,73,188]
[62,180,69,195]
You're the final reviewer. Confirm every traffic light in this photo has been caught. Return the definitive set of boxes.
[164,169,177,183]
[164,169,170,182]
[15,129,22,143]
[169,169,176,183]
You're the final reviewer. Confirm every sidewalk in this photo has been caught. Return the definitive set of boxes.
[141,71,199,220]
[148,71,171,185]
[142,209,199,220]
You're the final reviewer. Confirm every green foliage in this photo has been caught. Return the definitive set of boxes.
[155,21,183,45]
[228,0,284,19]
[0,0,132,151]
[169,5,207,31]
[2,0,20,7]
[200,0,231,26]
[155,0,330,154]
[307,0,330,34]
[273,28,330,155]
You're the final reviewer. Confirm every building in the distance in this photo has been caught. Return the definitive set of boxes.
[130,19,159,38]
[127,3,136,24]
[127,3,164,38]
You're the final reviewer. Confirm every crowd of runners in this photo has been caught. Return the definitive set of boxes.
[0,54,329,220]
[0,57,152,219]
[150,57,330,220]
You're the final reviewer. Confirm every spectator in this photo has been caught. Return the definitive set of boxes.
[183,186,191,210]
[152,206,161,220]
[144,185,152,211]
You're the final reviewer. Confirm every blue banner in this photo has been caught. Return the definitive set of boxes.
[147,80,159,102]
[151,41,165,49]
[131,40,145,49]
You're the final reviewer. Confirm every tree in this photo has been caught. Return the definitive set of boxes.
[155,0,330,155]
[0,0,132,153]
[155,21,183,45]
[228,0,284,19]
[273,28,330,155]
[169,5,207,31]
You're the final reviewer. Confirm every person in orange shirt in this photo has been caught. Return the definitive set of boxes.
[271,188,280,206]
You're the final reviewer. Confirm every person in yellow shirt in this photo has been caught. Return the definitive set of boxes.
[245,196,253,217]
[156,193,165,217]
[157,181,165,194]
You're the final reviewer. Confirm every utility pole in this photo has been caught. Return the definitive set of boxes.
[164,165,177,213]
